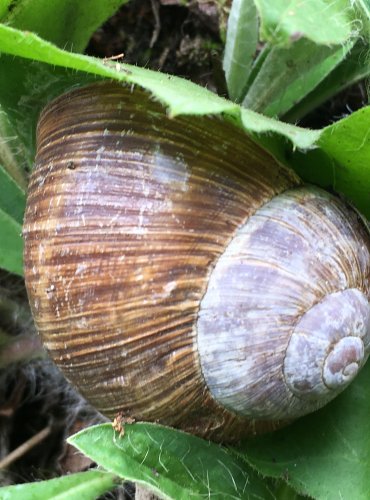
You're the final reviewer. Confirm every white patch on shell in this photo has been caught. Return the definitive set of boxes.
[75,263,87,275]
[150,145,189,190]
[163,281,177,296]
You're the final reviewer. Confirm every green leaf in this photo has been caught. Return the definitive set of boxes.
[353,0,370,38]
[0,208,23,276]
[0,165,26,224]
[239,107,320,150]
[0,0,12,21]
[283,41,370,122]
[2,0,129,52]
[243,38,354,116]
[0,24,320,156]
[240,360,370,500]
[0,56,99,165]
[318,106,370,218]
[286,106,370,219]
[254,0,354,46]
[0,25,236,115]
[68,423,273,500]
[0,470,117,500]
[223,0,259,102]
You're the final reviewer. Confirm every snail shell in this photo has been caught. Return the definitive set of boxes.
[23,82,370,441]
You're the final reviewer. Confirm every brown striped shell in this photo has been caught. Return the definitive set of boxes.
[23,81,370,441]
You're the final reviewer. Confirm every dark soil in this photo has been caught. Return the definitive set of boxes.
[86,0,227,94]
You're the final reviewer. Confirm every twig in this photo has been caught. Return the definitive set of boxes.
[150,0,161,47]
[103,53,125,61]
[0,426,51,469]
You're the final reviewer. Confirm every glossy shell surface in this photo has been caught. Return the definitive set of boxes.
[23,82,370,440]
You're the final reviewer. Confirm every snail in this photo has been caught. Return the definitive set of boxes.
[23,81,370,442]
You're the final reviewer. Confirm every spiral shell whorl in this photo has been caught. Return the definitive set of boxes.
[284,288,370,399]
[197,187,370,419]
